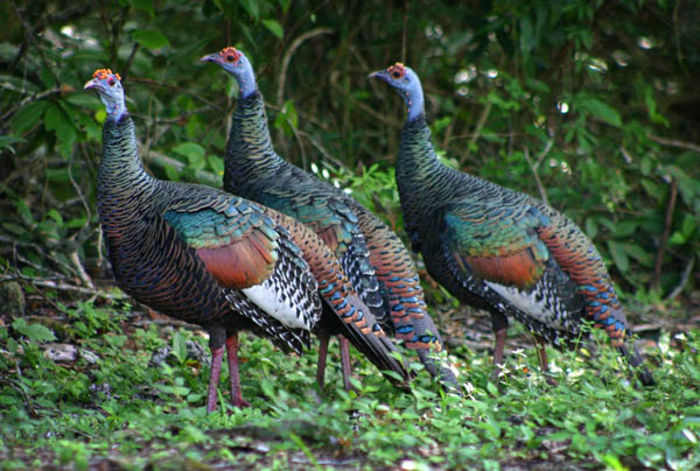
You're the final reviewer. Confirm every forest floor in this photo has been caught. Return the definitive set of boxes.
[0,279,698,470]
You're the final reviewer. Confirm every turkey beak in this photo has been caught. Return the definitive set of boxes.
[200,53,219,64]
[83,78,100,91]
[368,70,386,81]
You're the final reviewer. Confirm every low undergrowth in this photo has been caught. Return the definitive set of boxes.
[0,299,698,470]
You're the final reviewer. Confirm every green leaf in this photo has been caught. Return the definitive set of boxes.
[207,154,224,176]
[11,100,48,135]
[644,87,670,128]
[46,209,64,225]
[278,0,292,13]
[607,241,629,273]
[262,19,284,38]
[0,136,26,154]
[12,318,56,343]
[625,243,653,267]
[582,98,622,127]
[640,178,666,203]
[611,220,638,238]
[65,217,87,229]
[585,217,598,240]
[16,199,34,227]
[132,30,169,49]
[273,100,298,137]
[238,0,260,19]
[172,331,187,365]
[130,0,154,18]
[44,101,78,158]
[172,142,206,170]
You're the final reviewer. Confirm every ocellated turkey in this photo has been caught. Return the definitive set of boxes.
[202,47,459,392]
[85,69,410,412]
[369,63,654,386]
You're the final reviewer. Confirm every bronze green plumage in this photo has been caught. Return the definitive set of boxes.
[370,62,654,386]
[86,69,410,412]
[203,47,458,392]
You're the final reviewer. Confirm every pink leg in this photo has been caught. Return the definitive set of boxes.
[339,336,354,392]
[316,334,330,389]
[534,336,549,373]
[226,334,250,408]
[207,347,224,413]
[534,336,557,386]
[490,328,508,382]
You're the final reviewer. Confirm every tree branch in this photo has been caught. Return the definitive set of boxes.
[276,27,333,108]
[651,178,677,291]
[522,144,552,206]
[647,133,700,153]
[138,147,221,187]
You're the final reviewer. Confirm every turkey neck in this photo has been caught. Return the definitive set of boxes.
[397,115,456,218]
[224,91,282,193]
[98,115,155,221]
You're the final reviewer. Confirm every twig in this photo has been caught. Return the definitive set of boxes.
[122,43,141,81]
[665,255,695,301]
[276,27,333,108]
[401,1,409,63]
[9,0,61,87]
[96,228,104,272]
[1,275,125,300]
[288,118,308,170]
[258,0,331,78]
[69,251,94,289]
[535,138,554,168]
[523,147,550,205]
[296,129,348,170]
[0,86,65,123]
[330,73,403,128]
[31,279,122,299]
[620,146,634,165]
[66,153,92,236]
[460,99,493,165]
[672,0,685,71]
[138,147,221,187]
[647,133,700,153]
[448,131,524,141]
[128,77,223,111]
[0,235,46,252]
[651,178,677,290]
[132,105,215,126]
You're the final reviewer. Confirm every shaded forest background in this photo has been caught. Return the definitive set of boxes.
[1,0,698,322]
[1,1,700,469]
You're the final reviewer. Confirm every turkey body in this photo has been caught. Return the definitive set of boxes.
[396,114,654,386]
[97,113,409,412]
[222,90,458,390]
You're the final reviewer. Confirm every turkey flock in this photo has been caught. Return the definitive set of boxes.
[83,46,654,412]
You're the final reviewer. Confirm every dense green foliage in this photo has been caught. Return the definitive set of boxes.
[1,0,698,294]
[1,0,698,469]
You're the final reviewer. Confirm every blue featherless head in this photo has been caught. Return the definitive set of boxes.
[369,63,424,121]
[84,69,127,120]
[201,46,257,98]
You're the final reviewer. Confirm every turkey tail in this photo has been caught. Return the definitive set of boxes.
[265,208,410,386]
[342,233,387,325]
[353,204,460,392]
[334,293,411,386]
[618,344,655,386]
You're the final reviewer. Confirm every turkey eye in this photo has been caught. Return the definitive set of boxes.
[392,70,401,78]
[107,77,115,86]
[226,54,235,62]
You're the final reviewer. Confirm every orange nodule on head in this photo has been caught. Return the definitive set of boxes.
[387,62,406,79]
[219,46,242,64]
[92,69,121,81]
